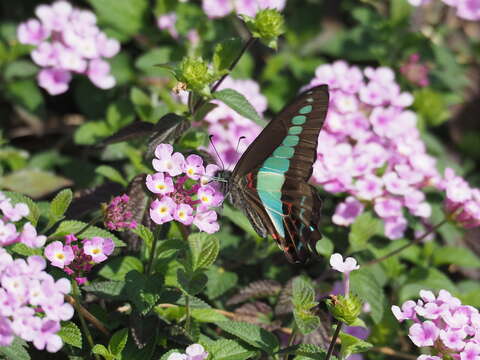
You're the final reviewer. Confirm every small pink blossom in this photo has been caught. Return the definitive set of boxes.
[329,253,360,274]
[392,300,417,322]
[384,216,408,240]
[461,342,480,360]
[193,211,219,234]
[44,241,74,268]
[440,328,467,351]
[153,144,185,176]
[87,59,115,89]
[83,237,114,263]
[174,204,194,226]
[0,201,29,222]
[157,12,178,38]
[184,154,204,180]
[146,173,175,195]
[19,223,46,248]
[17,19,50,45]
[409,321,439,347]
[332,197,364,226]
[185,343,209,360]
[150,197,177,225]
[0,220,19,247]
[37,68,72,95]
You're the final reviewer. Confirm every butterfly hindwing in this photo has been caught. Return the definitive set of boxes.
[228,85,329,263]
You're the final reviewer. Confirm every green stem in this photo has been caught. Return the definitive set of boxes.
[364,218,448,267]
[185,294,191,335]
[72,280,99,360]
[146,225,168,275]
[282,324,297,360]
[326,321,342,360]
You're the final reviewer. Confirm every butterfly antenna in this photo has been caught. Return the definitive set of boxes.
[228,136,246,172]
[209,135,226,171]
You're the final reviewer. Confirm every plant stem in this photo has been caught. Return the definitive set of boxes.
[146,225,168,275]
[65,295,110,337]
[326,321,343,360]
[72,280,100,360]
[192,36,256,115]
[185,294,191,335]
[282,325,297,360]
[365,218,448,267]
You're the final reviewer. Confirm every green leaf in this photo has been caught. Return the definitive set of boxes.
[132,225,154,250]
[222,204,259,238]
[58,321,83,349]
[213,89,265,127]
[92,344,113,359]
[4,60,38,81]
[292,277,317,308]
[95,165,128,187]
[350,269,386,324]
[99,256,144,281]
[0,337,30,360]
[433,246,480,268]
[216,321,279,353]
[2,191,40,225]
[191,308,228,322]
[109,328,129,356]
[51,220,126,247]
[74,121,111,145]
[125,271,163,314]
[348,211,382,252]
[399,267,457,303]
[208,339,257,360]
[5,79,44,115]
[135,48,172,76]
[293,313,321,335]
[9,243,42,257]
[0,169,72,198]
[281,344,329,360]
[83,280,127,300]
[413,88,450,127]
[160,349,182,360]
[339,332,372,359]
[177,268,208,295]
[46,188,73,228]
[205,266,238,300]
[87,0,148,37]
[315,236,333,257]
[187,233,220,272]
[213,38,243,73]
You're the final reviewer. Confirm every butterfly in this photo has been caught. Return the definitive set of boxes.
[219,85,329,263]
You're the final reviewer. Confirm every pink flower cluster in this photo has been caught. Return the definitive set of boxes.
[0,192,46,249]
[17,1,120,95]
[200,77,267,169]
[103,194,137,231]
[392,289,480,360]
[167,344,208,360]
[439,168,480,228]
[146,144,224,234]
[44,234,114,285]
[400,54,430,87]
[202,0,286,18]
[408,0,480,21]
[0,250,73,352]
[304,60,438,239]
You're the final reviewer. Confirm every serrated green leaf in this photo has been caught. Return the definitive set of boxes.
[46,188,73,229]
[350,270,386,324]
[187,233,219,271]
[0,337,30,360]
[3,191,40,226]
[191,308,228,322]
[213,89,265,127]
[125,271,163,314]
[216,321,279,353]
[205,266,238,300]
[348,211,382,252]
[9,243,42,257]
[51,220,126,247]
[281,344,329,360]
[292,277,317,309]
[339,332,372,359]
[177,268,208,295]
[132,225,154,249]
[95,165,128,187]
[92,344,113,359]
[433,246,480,268]
[293,311,321,335]
[109,328,129,356]
[58,321,82,349]
[83,281,127,300]
[213,38,243,73]
[208,339,257,360]
[99,256,144,281]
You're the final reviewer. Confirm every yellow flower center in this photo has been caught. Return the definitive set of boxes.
[178,211,185,219]
[55,253,65,260]
[92,248,101,255]
[156,184,166,190]
[159,206,168,214]
[201,196,210,203]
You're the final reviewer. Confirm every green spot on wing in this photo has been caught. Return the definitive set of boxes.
[282,135,299,146]
[261,157,290,173]
[299,105,313,114]
[288,126,302,135]
[292,115,307,125]
[273,146,295,158]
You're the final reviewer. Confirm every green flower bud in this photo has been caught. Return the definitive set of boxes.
[177,57,215,96]
[242,9,285,49]
[326,295,362,325]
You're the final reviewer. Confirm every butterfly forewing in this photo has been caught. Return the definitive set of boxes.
[229,85,329,263]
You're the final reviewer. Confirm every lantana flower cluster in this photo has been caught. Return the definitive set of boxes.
[392,289,480,359]
[44,234,114,285]
[0,193,45,249]
[303,60,438,239]
[202,0,286,18]
[103,194,138,231]
[408,0,480,21]
[167,343,208,360]
[17,1,120,95]
[146,144,224,234]
[0,250,73,352]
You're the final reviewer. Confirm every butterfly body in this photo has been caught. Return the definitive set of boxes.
[222,85,329,263]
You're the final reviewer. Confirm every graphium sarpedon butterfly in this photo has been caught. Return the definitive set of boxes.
[219,85,329,263]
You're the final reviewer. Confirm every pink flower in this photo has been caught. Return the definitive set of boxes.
[392,300,417,322]
[355,175,384,200]
[329,253,360,274]
[374,197,403,218]
[87,59,115,89]
[17,19,50,45]
[332,197,364,226]
[44,241,74,268]
[153,144,185,176]
[0,220,19,247]
[0,316,14,346]
[103,194,137,231]
[409,321,439,347]
[202,0,234,18]
[384,216,408,239]
[193,210,219,234]
[168,353,187,360]
[83,237,115,263]
[146,173,175,195]
[201,164,220,186]
[417,356,441,360]
[440,328,467,351]
[35,1,73,31]
[0,201,29,222]
[37,68,72,95]
[32,319,62,353]
[150,197,177,225]
[95,33,120,58]
[184,154,204,180]
[19,223,46,248]
[185,343,208,360]
[157,12,178,38]
[461,342,480,360]
[174,204,194,225]
[197,185,223,209]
